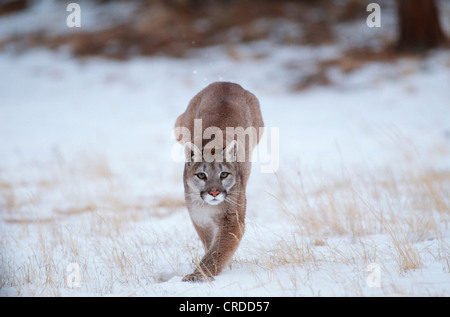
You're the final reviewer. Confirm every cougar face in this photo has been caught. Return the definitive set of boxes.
[185,161,237,206]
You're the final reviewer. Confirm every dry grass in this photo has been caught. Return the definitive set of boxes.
[1,141,449,295]
[258,140,449,281]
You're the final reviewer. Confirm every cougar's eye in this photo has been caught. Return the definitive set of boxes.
[220,172,230,179]
[196,172,207,180]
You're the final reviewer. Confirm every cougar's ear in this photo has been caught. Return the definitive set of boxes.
[184,142,202,163]
[224,140,238,162]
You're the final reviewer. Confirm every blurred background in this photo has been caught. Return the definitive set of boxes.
[0,0,448,76]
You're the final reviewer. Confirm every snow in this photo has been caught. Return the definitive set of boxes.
[1,29,450,297]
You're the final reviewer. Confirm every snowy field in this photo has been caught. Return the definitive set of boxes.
[1,42,450,296]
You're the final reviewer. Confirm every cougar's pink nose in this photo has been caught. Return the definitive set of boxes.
[209,190,220,197]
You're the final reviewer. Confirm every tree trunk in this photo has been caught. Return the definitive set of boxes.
[397,0,448,51]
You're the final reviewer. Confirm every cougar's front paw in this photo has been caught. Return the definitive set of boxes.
[182,272,214,282]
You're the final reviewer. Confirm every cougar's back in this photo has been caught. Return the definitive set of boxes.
[175,81,264,151]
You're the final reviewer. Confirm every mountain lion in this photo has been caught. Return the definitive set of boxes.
[174,82,264,282]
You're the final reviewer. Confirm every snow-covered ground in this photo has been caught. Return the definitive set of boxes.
[1,39,450,295]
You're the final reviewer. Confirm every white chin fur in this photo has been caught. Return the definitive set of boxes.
[204,194,224,205]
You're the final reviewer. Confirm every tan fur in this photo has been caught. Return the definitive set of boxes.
[174,82,264,282]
